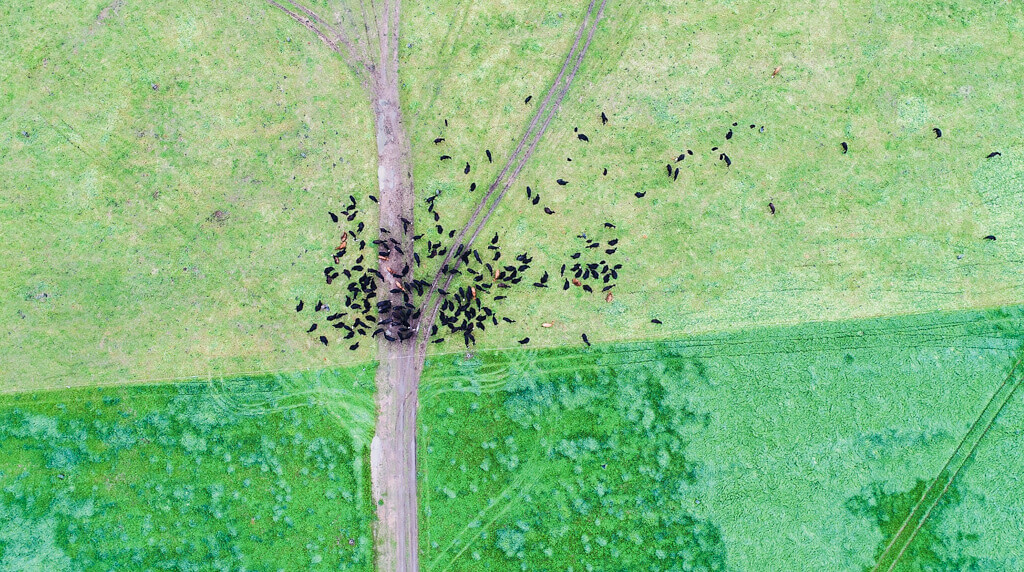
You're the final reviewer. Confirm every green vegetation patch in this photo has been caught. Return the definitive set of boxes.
[0,367,375,570]
[419,305,1024,570]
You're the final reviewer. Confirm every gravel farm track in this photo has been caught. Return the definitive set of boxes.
[267,1,608,570]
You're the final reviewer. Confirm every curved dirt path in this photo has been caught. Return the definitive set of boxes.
[415,0,608,355]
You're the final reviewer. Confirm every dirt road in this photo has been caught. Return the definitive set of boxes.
[267,1,607,569]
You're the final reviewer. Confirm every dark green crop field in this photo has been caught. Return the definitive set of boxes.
[418,305,1024,570]
[0,368,375,570]
[1,307,1023,569]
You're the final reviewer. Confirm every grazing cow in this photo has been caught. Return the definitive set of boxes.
[582,284,593,293]
[601,112,608,124]
[604,222,616,228]
[464,162,471,174]
[673,168,679,180]
[526,186,532,198]
[486,149,492,163]
[440,155,452,161]
[434,137,445,144]
[726,129,733,140]
[563,279,570,290]
[544,207,555,215]
[578,134,589,142]
[557,179,568,185]
[720,153,731,167]
[769,202,776,215]
[532,195,540,205]
[369,195,379,203]
[666,163,672,176]
[518,337,530,344]
[572,278,581,286]
[605,292,613,302]
[841,142,848,154]
[635,191,646,198]
[676,153,686,162]
[470,182,476,192]
[329,211,338,222]
[295,300,304,312]
[432,338,444,344]
[582,333,591,346]
[603,168,607,176]
[349,342,359,350]
[984,235,997,241]
[503,317,516,323]
[987,152,1001,158]
[319,335,328,346]
[651,318,662,324]
[525,95,533,104]
[932,128,942,138]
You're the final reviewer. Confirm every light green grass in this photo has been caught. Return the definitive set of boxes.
[3,0,1024,389]
[418,305,1024,570]
[0,366,376,570]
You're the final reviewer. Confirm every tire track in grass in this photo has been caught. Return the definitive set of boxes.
[427,459,544,572]
[872,345,1024,572]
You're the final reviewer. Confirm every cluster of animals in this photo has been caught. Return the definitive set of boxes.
[296,100,1009,351]
[292,105,659,350]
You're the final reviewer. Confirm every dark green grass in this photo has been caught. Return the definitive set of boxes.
[418,305,1024,570]
[0,367,375,570]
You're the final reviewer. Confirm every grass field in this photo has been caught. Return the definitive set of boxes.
[0,367,376,570]
[3,0,1024,390]
[3,1,1024,569]
[418,305,1024,570]
[0,306,1021,569]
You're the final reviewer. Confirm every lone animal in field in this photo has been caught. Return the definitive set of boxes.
[434,137,445,144]
[986,152,1001,158]
[601,111,608,124]
[577,134,589,142]
[932,127,942,138]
